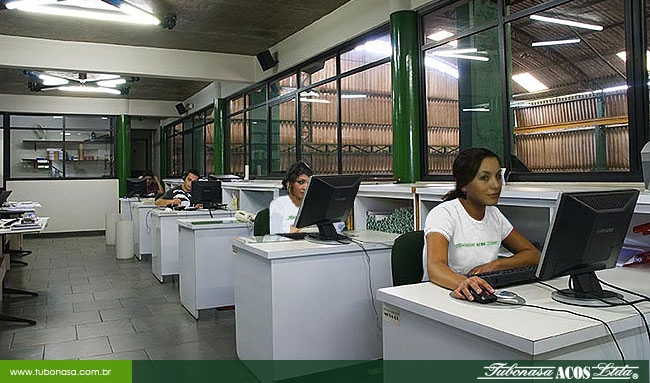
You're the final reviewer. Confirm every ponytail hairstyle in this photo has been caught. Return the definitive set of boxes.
[443,148,501,201]
[282,160,313,191]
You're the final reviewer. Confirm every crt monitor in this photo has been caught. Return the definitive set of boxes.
[126,177,147,197]
[535,189,639,306]
[294,174,362,244]
[191,179,222,209]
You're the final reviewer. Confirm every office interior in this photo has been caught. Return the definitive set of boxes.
[0,0,649,363]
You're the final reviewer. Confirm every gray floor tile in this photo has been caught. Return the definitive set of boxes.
[77,319,136,339]
[85,349,149,360]
[46,311,101,327]
[145,338,237,360]
[99,306,153,321]
[0,345,44,360]
[73,299,123,312]
[94,289,141,300]
[12,325,77,348]
[108,326,201,353]
[44,337,111,359]
[72,282,113,294]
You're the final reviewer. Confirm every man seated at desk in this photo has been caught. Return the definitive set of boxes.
[140,170,165,198]
[155,169,199,208]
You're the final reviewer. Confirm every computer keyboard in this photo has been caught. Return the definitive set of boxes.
[276,232,309,240]
[472,265,538,288]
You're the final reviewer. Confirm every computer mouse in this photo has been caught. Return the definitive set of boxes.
[469,287,497,304]
[495,290,517,299]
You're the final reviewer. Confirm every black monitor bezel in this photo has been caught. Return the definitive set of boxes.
[191,179,222,208]
[126,177,148,197]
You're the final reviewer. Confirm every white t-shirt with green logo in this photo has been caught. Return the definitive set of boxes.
[422,198,513,280]
[269,195,299,234]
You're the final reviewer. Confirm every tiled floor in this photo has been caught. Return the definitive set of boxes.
[0,234,237,360]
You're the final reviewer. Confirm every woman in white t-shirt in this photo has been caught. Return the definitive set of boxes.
[423,148,540,302]
[269,161,313,234]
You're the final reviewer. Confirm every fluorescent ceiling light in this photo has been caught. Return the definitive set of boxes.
[431,48,489,61]
[354,39,391,56]
[341,94,367,99]
[462,108,490,112]
[531,39,581,47]
[58,85,122,95]
[424,57,458,79]
[39,74,69,86]
[512,72,548,92]
[602,85,628,93]
[97,78,127,87]
[5,0,160,25]
[427,30,454,41]
[302,91,319,97]
[529,15,603,31]
[299,98,330,104]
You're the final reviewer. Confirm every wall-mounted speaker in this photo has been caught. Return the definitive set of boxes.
[175,102,188,115]
[256,50,278,71]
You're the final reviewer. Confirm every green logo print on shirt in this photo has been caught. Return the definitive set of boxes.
[455,240,500,248]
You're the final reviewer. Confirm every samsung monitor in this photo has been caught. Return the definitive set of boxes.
[536,189,639,306]
[294,174,362,244]
[126,178,147,198]
[191,179,222,209]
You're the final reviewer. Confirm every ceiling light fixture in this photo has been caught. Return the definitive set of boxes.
[424,56,459,79]
[341,94,367,99]
[5,0,160,26]
[531,38,581,47]
[427,30,454,41]
[529,15,603,31]
[23,70,138,95]
[299,98,330,104]
[512,72,548,93]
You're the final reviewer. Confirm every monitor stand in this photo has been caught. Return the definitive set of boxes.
[304,224,352,245]
[551,273,623,307]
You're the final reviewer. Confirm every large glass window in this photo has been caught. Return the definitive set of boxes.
[341,62,392,174]
[224,27,392,178]
[9,114,114,179]
[164,105,215,177]
[509,0,628,173]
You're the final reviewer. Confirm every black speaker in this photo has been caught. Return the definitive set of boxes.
[175,102,188,115]
[256,50,278,71]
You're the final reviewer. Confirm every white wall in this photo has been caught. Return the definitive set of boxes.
[6,179,119,233]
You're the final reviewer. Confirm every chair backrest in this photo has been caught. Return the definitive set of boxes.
[253,208,270,236]
[391,230,424,286]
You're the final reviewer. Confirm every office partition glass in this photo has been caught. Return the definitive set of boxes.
[270,98,296,173]
[247,106,268,176]
[8,114,114,179]
[300,56,336,88]
[228,112,245,175]
[340,33,391,73]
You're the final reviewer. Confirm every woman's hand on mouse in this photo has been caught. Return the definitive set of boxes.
[454,276,493,301]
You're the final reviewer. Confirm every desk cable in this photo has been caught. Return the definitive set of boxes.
[498,297,625,361]
[348,238,382,333]
[537,279,650,345]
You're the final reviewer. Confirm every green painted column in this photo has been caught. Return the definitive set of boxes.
[214,99,225,174]
[391,10,421,183]
[116,115,131,196]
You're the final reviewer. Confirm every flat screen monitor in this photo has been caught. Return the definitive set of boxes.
[536,189,639,306]
[209,174,241,183]
[294,174,362,244]
[191,179,222,209]
[126,178,147,197]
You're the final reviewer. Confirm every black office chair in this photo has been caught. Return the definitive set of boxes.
[391,230,424,286]
[253,208,270,236]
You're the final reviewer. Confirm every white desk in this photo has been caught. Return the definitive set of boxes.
[378,265,650,360]
[130,201,156,260]
[151,209,233,283]
[177,218,252,319]
[119,197,140,221]
[232,230,397,380]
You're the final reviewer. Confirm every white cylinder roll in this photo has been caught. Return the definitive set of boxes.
[105,213,120,245]
[116,220,134,260]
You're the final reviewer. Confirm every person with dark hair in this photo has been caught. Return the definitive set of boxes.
[139,170,164,198]
[155,169,200,207]
[422,148,540,301]
[269,161,313,234]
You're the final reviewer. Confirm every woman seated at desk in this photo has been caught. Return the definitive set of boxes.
[269,161,312,234]
[423,148,540,302]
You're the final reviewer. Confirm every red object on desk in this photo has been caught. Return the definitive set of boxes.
[632,222,650,236]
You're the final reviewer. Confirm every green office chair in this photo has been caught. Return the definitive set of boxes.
[391,230,425,286]
[253,208,270,236]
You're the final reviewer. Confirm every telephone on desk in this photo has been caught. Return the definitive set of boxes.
[235,211,256,222]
